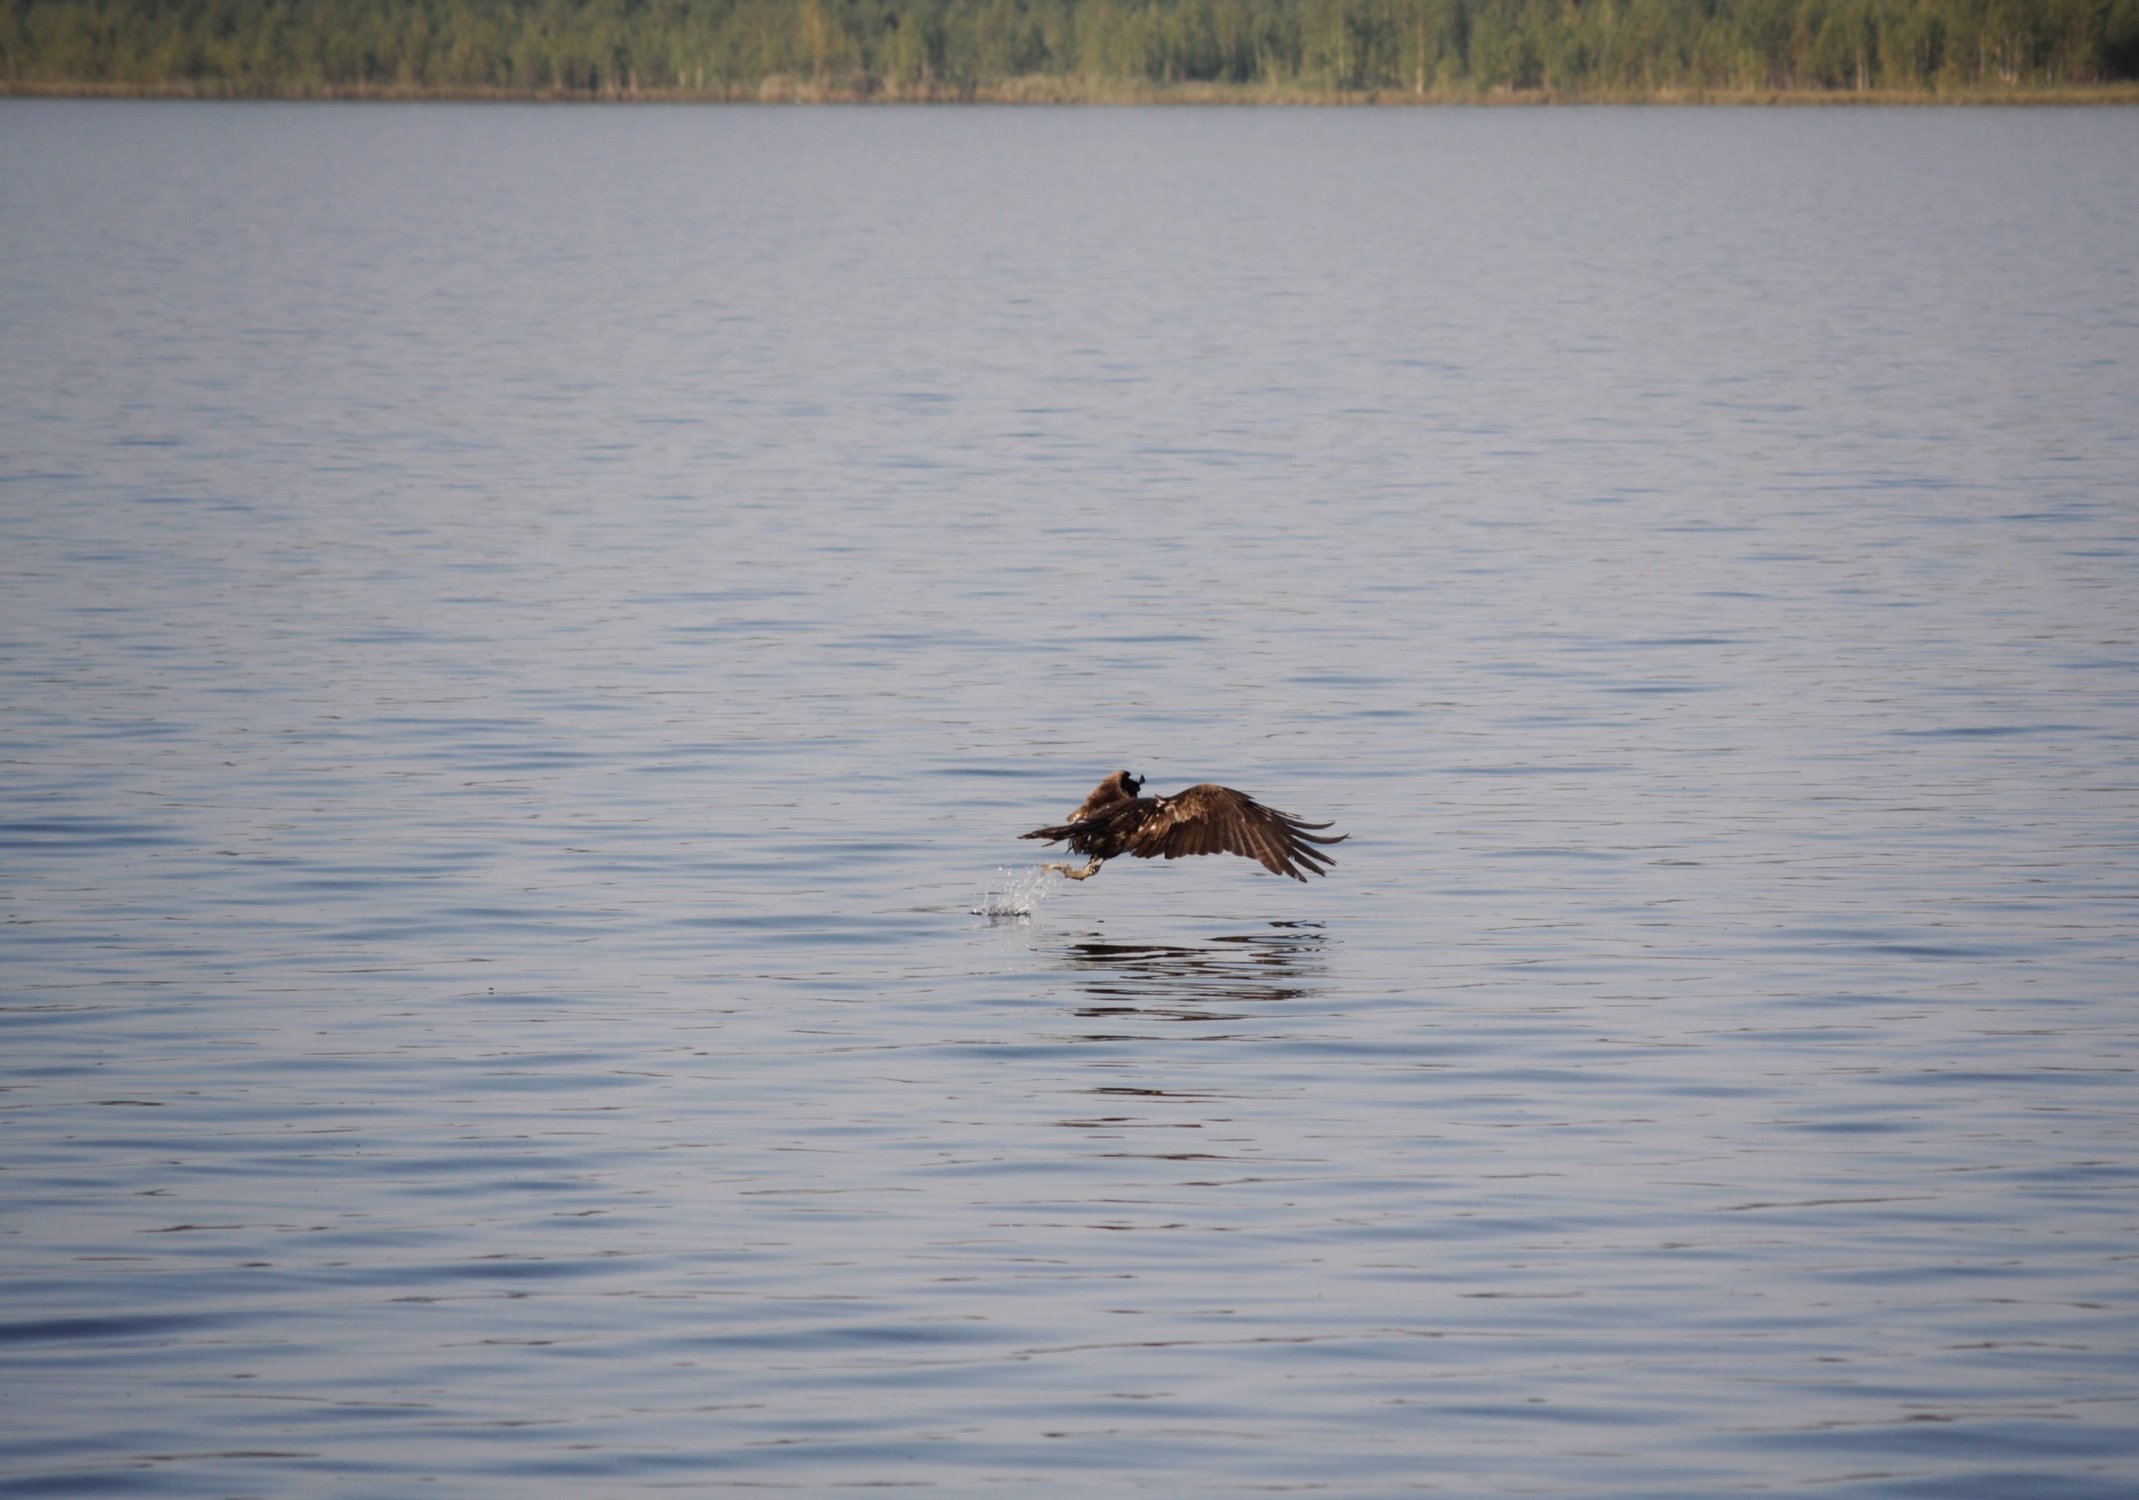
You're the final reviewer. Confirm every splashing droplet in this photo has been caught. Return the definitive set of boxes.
[973,865,1057,919]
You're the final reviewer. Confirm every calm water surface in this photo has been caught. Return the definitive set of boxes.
[2,100,2137,1496]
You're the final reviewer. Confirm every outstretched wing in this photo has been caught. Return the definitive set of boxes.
[1129,784,1346,882]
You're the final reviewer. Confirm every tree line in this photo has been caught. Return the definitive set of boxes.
[5,0,2135,99]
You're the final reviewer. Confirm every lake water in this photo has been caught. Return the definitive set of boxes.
[3,99,2137,1496]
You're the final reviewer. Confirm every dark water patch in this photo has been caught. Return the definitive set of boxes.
[0,817,183,849]
[1736,1414,2139,1465]
[0,1313,231,1346]
[1564,635,1743,651]
[924,764,1061,779]
[1442,764,1627,777]
[1484,847,1631,861]
[0,1477,168,1498]
[1893,724,2087,739]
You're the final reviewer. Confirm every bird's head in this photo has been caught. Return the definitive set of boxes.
[1121,771,1144,796]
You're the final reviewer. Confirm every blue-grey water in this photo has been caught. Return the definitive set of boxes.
[2,99,2136,1496]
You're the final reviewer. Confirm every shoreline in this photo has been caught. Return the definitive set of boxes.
[9,78,2139,106]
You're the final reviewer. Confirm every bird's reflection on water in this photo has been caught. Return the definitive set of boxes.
[1045,923,1328,1162]
[1055,920,1328,1033]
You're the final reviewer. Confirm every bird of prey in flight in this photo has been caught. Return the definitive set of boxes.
[1021,771,1345,882]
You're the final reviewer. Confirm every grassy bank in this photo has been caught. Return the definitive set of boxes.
[8,76,2139,105]
[6,0,2138,105]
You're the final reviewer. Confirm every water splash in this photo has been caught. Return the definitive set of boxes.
[973,865,1059,919]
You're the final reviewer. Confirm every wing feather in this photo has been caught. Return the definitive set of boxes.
[1123,783,1346,881]
[1024,778,1345,880]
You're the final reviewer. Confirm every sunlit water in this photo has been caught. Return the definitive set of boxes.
[3,100,2137,1496]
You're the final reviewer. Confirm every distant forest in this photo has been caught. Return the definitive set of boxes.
[5,0,2136,99]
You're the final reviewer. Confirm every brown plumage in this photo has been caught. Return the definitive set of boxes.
[1021,771,1346,882]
